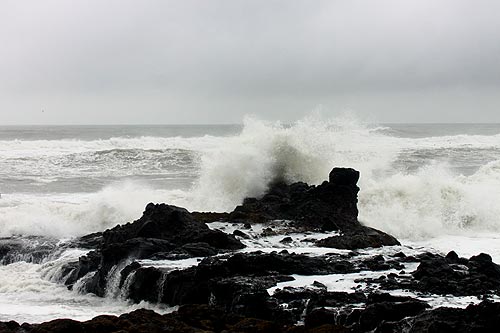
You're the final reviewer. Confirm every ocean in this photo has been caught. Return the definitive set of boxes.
[1,117,500,322]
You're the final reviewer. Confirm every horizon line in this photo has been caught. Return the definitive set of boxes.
[1,122,500,126]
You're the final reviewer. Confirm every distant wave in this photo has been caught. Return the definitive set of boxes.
[2,115,500,240]
[0,135,226,158]
[0,182,190,238]
[0,148,200,185]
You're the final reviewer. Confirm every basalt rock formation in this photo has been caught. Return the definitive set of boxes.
[2,168,500,332]
[62,204,244,296]
[368,251,500,297]
[59,167,399,298]
[3,299,500,333]
[212,167,399,249]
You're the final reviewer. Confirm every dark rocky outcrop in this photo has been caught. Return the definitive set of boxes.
[357,299,430,331]
[121,251,357,312]
[0,306,297,333]
[225,167,400,249]
[369,251,500,296]
[411,252,500,295]
[14,168,500,332]
[101,203,243,251]
[316,227,400,250]
[228,168,362,231]
[6,299,500,333]
[2,167,500,332]
[61,203,244,295]
[59,167,400,298]
[378,301,500,333]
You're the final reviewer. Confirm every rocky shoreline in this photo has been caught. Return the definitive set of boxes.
[1,168,500,332]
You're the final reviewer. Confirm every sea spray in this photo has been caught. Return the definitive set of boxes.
[360,160,500,239]
[191,117,500,239]
[0,182,189,238]
[1,118,500,240]
[3,121,500,323]
[191,115,397,211]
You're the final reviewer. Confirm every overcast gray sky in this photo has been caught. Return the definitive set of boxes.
[1,0,500,124]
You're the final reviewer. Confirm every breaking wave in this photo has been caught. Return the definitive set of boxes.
[0,182,189,238]
[360,160,500,239]
[2,116,500,240]
[189,116,500,240]
[190,115,398,211]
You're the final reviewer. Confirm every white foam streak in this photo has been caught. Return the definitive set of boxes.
[360,161,500,239]
[0,135,225,158]
[0,182,189,238]
[0,249,172,323]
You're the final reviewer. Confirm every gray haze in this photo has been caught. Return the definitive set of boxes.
[1,0,500,124]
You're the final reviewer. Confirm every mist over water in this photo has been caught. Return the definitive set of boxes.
[2,116,500,323]
[192,118,500,240]
[1,117,500,240]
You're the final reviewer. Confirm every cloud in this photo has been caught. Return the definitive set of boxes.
[1,0,500,123]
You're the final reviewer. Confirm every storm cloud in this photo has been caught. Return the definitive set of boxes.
[1,0,500,124]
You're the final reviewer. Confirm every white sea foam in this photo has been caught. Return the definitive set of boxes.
[0,250,172,323]
[3,118,500,322]
[360,161,500,239]
[268,270,486,309]
[0,182,190,238]
[190,115,399,211]
[2,116,500,240]
[187,116,500,241]
[0,135,224,158]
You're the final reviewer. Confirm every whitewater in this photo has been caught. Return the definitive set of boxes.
[1,116,500,322]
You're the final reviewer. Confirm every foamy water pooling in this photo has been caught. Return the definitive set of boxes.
[1,118,500,322]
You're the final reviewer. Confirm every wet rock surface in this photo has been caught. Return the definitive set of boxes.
[3,168,500,332]
[61,203,244,295]
[363,251,500,297]
[3,300,500,332]
[316,227,400,250]
[57,167,400,296]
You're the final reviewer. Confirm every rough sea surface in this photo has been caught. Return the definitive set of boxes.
[1,117,500,322]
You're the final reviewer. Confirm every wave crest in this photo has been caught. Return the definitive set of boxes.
[190,115,396,211]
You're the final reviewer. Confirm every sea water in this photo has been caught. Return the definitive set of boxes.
[1,116,500,322]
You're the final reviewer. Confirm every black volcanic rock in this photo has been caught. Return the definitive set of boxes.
[368,251,500,297]
[105,249,369,326]
[0,305,325,333]
[4,167,500,332]
[220,251,356,276]
[4,301,500,332]
[380,301,500,333]
[411,251,500,295]
[62,167,400,299]
[329,167,360,186]
[126,266,164,303]
[228,168,361,231]
[102,203,243,250]
[61,203,244,295]
[226,167,400,249]
[316,227,400,250]
[51,167,408,323]
[358,300,430,331]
